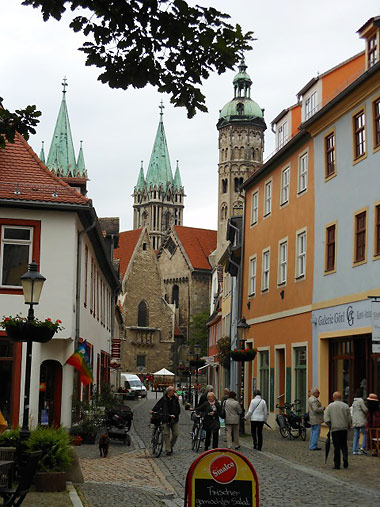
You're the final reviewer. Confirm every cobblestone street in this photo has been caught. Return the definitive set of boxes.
[74,392,380,507]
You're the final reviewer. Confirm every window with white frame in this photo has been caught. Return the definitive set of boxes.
[277,121,288,149]
[251,190,259,225]
[278,241,287,285]
[264,181,272,216]
[262,249,270,291]
[281,166,290,205]
[249,256,256,296]
[296,231,306,278]
[298,152,308,193]
[1,226,33,287]
[305,91,317,120]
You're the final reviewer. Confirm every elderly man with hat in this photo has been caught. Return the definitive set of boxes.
[324,391,352,469]
[308,387,324,451]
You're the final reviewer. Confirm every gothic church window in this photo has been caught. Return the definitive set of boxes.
[165,212,170,230]
[222,179,228,193]
[165,237,176,256]
[172,285,179,308]
[138,300,149,327]
[221,204,228,220]
[234,177,244,193]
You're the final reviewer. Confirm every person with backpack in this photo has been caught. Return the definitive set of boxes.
[224,391,242,449]
[245,389,268,451]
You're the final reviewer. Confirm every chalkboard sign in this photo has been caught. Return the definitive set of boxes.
[195,478,252,506]
[185,449,259,507]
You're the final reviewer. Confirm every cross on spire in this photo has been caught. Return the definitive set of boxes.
[159,100,164,119]
[62,77,68,93]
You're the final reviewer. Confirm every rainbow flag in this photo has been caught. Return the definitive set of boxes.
[66,340,94,386]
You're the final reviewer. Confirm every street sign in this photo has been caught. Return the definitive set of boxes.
[184,449,259,507]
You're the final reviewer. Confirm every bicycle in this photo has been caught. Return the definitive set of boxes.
[276,400,307,440]
[191,412,204,452]
[150,411,164,457]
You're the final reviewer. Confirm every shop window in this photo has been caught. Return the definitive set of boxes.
[259,350,269,403]
[294,346,307,413]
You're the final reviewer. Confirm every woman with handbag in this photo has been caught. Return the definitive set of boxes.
[224,391,242,450]
[197,392,222,451]
[245,389,268,451]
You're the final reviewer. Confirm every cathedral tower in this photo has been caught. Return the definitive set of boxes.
[217,61,266,250]
[133,103,185,250]
[42,78,87,195]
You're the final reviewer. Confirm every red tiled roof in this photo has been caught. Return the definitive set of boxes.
[174,226,217,270]
[0,134,90,206]
[114,229,142,279]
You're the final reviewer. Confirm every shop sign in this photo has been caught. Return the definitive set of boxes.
[371,301,380,353]
[184,449,259,507]
[314,300,372,332]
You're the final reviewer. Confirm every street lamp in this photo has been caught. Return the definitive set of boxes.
[19,261,46,439]
[194,343,201,407]
[237,317,250,434]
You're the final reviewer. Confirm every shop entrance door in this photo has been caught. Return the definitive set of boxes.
[38,360,62,427]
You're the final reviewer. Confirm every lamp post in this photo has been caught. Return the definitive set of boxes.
[194,343,201,407]
[237,317,250,434]
[19,261,46,439]
[184,359,191,405]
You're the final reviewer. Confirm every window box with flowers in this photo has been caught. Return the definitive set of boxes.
[230,348,257,362]
[0,315,63,343]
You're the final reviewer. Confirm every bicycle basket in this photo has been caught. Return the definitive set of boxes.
[288,413,301,428]
[150,413,161,425]
[276,414,287,429]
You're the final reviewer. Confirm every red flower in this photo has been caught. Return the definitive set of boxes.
[4,317,9,322]
[56,320,62,324]
[46,318,51,322]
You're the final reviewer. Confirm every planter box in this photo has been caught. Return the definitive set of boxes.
[34,471,67,492]
[5,322,56,343]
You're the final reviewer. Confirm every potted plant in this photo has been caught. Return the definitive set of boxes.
[0,315,63,343]
[230,348,257,362]
[27,426,72,492]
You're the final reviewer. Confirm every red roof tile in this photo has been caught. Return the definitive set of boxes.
[114,229,142,279]
[174,226,217,270]
[0,134,90,206]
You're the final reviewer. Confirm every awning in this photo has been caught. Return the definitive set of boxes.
[153,368,175,376]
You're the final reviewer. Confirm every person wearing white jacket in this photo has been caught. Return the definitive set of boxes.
[245,389,268,450]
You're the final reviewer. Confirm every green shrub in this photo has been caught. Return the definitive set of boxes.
[27,426,72,472]
[0,428,20,447]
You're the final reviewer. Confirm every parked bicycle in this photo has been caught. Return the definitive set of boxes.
[191,411,205,452]
[275,399,307,440]
[150,411,163,457]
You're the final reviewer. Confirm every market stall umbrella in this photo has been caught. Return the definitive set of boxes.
[325,431,331,463]
[153,368,175,376]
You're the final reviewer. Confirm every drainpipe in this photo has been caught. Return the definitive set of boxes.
[75,216,97,347]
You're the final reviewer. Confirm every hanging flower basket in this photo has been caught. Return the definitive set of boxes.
[1,315,63,343]
[189,358,206,368]
[230,349,257,362]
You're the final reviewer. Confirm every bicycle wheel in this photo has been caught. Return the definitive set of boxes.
[152,427,163,457]
[289,425,302,439]
[195,424,203,452]
[191,424,199,450]
[279,426,289,438]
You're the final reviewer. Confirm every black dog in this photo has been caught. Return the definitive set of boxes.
[99,433,110,457]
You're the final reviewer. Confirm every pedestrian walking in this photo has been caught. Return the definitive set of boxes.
[351,388,368,455]
[245,389,268,451]
[224,391,242,449]
[197,392,222,451]
[197,385,214,407]
[150,386,180,456]
[366,393,380,453]
[324,391,352,469]
[308,387,324,451]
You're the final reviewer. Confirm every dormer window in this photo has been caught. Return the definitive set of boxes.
[368,35,377,67]
[277,121,288,149]
[237,102,244,115]
[305,91,317,120]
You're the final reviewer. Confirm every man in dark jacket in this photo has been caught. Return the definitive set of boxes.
[152,386,180,455]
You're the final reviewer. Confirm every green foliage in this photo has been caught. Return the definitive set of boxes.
[71,383,115,434]
[189,311,209,356]
[22,0,254,118]
[0,100,41,148]
[216,335,231,367]
[27,426,72,472]
[0,427,20,447]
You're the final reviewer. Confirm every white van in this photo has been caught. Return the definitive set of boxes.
[120,373,147,398]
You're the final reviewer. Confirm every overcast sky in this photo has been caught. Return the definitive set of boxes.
[1,1,379,232]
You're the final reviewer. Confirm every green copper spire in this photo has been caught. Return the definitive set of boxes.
[39,141,45,165]
[173,160,182,189]
[76,140,87,177]
[136,161,145,191]
[46,78,78,177]
[145,102,174,188]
